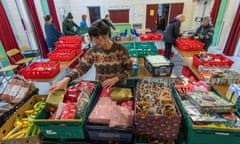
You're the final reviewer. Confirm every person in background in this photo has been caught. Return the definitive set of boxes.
[50,20,133,91]
[163,14,185,60]
[102,14,116,31]
[44,15,62,51]
[79,14,88,29]
[62,12,80,35]
[156,16,165,34]
[194,16,214,51]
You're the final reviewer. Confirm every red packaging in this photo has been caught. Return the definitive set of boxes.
[100,87,112,97]
[60,102,77,119]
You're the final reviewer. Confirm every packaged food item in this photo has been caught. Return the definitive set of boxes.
[45,90,65,112]
[110,87,132,102]
[75,87,90,119]
[0,77,33,104]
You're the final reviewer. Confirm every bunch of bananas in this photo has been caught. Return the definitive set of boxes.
[2,101,45,140]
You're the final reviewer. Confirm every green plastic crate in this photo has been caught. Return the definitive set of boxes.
[33,81,99,139]
[171,85,240,144]
[121,42,136,49]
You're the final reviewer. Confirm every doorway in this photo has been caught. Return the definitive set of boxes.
[146,3,184,31]
[88,6,101,23]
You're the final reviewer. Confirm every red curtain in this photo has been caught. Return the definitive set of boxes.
[223,5,240,56]
[26,0,48,58]
[47,0,61,31]
[210,0,221,26]
[169,3,184,22]
[0,1,23,64]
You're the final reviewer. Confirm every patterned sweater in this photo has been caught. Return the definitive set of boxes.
[66,42,133,84]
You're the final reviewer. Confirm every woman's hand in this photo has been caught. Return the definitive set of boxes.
[50,77,71,92]
[102,76,119,88]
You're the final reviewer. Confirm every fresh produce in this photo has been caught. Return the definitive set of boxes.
[2,101,45,140]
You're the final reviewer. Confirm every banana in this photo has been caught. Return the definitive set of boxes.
[16,133,25,139]
[7,128,27,139]
[24,109,34,116]
[33,101,46,110]
[30,124,37,136]
[13,118,23,128]
[25,124,33,137]
[27,115,36,122]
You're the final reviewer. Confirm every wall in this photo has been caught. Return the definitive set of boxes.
[52,0,200,32]
[8,0,235,52]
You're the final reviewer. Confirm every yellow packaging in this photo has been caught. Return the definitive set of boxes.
[45,90,65,112]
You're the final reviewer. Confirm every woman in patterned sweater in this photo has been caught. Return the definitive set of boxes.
[50,20,133,91]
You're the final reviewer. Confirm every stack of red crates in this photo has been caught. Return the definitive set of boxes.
[48,36,82,61]
[193,53,234,68]
[176,38,204,50]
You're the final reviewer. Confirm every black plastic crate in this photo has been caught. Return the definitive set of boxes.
[0,88,38,127]
[41,137,86,144]
[85,85,135,143]
[144,57,174,77]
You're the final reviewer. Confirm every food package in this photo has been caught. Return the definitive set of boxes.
[100,87,112,97]
[187,91,234,113]
[88,97,114,124]
[0,77,33,104]
[45,90,65,112]
[110,87,132,102]
[109,104,133,128]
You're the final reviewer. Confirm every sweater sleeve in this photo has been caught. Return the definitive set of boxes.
[65,49,94,81]
[115,45,133,83]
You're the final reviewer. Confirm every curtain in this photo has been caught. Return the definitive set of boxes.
[210,0,221,26]
[223,5,240,56]
[26,0,48,58]
[0,1,23,64]
[47,0,61,31]
[169,3,184,22]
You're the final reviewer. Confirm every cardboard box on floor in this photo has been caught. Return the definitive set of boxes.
[0,95,46,144]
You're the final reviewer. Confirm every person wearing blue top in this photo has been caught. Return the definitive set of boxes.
[44,15,62,50]
[80,14,88,29]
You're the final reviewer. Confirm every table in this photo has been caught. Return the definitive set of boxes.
[136,28,151,34]
[183,57,228,96]
[27,51,84,94]
[175,46,205,57]
[128,58,176,79]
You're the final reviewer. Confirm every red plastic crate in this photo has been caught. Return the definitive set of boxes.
[55,41,81,49]
[176,38,204,51]
[48,49,77,61]
[151,33,162,41]
[59,36,82,42]
[139,34,152,41]
[192,54,234,68]
[20,62,60,79]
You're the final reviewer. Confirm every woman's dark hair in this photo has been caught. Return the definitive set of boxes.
[88,20,110,38]
[44,15,51,22]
